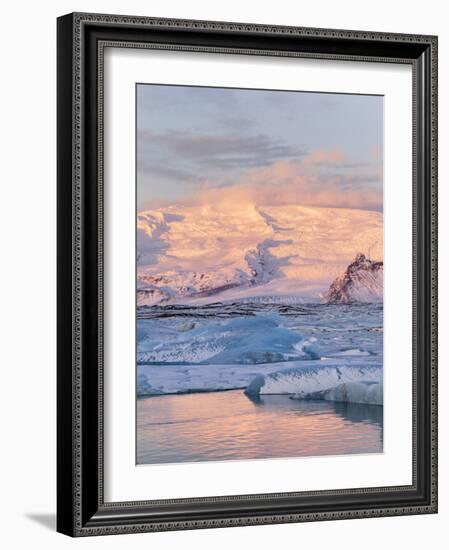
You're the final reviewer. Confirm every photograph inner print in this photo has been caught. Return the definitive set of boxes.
[136,84,383,465]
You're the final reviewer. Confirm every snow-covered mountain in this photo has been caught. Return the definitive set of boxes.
[137,203,383,305]
[323,253,383,304]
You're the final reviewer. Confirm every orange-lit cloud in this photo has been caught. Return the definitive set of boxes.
[141,149,382,213]
[185,150,382,212]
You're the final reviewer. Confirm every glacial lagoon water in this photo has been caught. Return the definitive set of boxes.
[136,302,383,464]
[137,390,383,464]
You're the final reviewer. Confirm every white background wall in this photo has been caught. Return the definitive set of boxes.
[0,1,446,548]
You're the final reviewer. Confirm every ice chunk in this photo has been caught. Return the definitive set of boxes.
[323,381,382,405]
[138,314,318,365]
[322,348,371,358]
[176,321,197,332]
[136,373,164,396]
[245,364,382,398]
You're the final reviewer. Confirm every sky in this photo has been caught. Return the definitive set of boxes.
[136,84,383,212]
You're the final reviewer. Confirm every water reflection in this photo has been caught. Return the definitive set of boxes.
[333,400,383,426]
[137,390,383,465]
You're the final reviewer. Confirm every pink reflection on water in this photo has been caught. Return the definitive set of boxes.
[137,390,382,465]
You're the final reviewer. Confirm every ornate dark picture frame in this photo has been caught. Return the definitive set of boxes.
[57,12,438,537]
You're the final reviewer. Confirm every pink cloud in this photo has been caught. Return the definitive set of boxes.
[302,149,345,166]
[142,149,382,213]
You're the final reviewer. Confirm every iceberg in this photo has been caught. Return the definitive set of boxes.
[136,302,383,399]
[321,381,383,405]
[244,364,382,398]
[136,374,165,396]
[137,314,319,365]
[137,362,284,396]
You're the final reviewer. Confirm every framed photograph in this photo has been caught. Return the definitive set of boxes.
[57,12,438,536]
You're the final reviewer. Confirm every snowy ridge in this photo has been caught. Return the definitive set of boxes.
[323,253,383,304]
[137,269,248,306]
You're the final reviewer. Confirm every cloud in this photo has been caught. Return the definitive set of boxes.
[138,129,306,170]
[155,149,383,212]
[138,163,195,182]
[302,149,345,166]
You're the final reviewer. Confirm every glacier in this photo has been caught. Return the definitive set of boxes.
[137,203,383,305]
